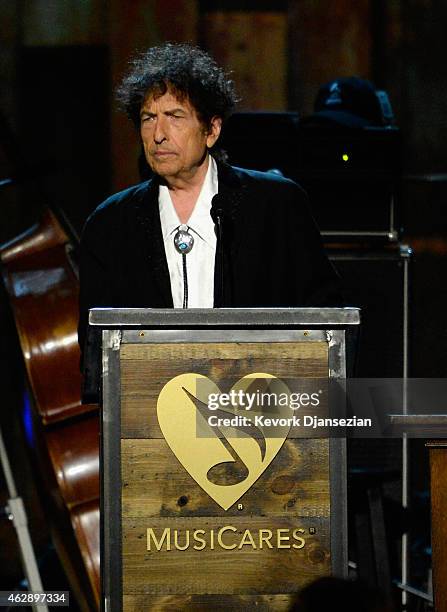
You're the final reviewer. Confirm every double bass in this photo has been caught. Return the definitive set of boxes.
[1,205,100,610]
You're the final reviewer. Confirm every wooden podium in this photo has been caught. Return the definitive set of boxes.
[92,308,359,611]
[428,440,447,612]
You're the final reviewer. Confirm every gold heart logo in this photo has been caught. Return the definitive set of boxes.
[157,373,292,510]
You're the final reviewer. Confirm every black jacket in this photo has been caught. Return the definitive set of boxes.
[78,162,340,359]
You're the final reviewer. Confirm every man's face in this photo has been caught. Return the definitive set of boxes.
[140,90,221,185]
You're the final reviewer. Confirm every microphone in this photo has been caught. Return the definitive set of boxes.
[210,194,225,307]
[210,194,225,225]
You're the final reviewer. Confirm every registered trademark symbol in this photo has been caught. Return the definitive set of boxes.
[309,527,316,535]
[238,503,243,510]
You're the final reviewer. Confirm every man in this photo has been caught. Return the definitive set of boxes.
[78,43,340,366]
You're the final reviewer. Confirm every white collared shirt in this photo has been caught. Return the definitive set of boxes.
[159,156,218,308]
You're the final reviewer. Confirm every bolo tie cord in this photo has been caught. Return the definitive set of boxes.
[173,224,194,309]
[181,253,188,309]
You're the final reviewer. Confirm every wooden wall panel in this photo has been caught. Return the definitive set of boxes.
[22,0,108,46]
[109,0,199,191]
[202,11,287,111]
[288,0,371,115]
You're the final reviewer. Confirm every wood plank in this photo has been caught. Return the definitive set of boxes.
[121,342,328,438]
[122,439,329,518]
[121,342,328,361]
[122,516,330,595]
[123,593,294,611]
[430,447,447,612]
[121,396,329,440]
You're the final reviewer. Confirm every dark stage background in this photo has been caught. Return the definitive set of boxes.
[1,1,446,610]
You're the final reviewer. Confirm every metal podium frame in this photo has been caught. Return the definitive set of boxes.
[90,307,360,612]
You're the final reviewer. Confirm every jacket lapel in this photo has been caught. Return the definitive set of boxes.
[213,162,246,306]
[215,161,245,221]
[136,177,174,307]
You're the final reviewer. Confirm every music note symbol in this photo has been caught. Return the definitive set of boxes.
[182,387,266,486]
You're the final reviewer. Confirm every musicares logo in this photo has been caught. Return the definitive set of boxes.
[157,373,291,510]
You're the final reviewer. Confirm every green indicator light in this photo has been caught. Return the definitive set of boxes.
[342,153,349,162]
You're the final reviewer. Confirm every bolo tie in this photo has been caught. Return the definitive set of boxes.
[173,224,194,308]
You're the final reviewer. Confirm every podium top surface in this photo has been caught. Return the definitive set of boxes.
[88,307,360,328]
